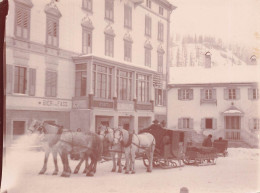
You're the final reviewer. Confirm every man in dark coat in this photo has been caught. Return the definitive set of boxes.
[202,134,213,147]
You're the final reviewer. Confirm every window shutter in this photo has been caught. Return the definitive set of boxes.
[224,88,228,100]
[178,118,183,129]
[200,89,205,100]
[248,88,253,100]
[29,68,36,96]
[155,89,158,105]
[163,89,166,106]
[201,118,205,129]
[189,118,193,129]
[178,89,182,100]
[54,72,57,97]
[212,89,216,100]
[236,88,240,100]
[6,65,13,94]
[213,118,217,129]
[189,89,193,100]
[45,71,49,96]
[249,119,254,130]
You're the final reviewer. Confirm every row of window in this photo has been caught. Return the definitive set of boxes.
[7,64,166,105]
[15,2,164,70]
[178,117,259,130]
[145,0,164,16]
[15,1,164,46]
[178,88,259,101]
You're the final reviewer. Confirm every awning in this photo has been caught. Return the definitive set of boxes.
[223,105,244,116]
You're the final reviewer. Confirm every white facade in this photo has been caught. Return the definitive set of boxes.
[168,58,260,147]
[5,0,176,145]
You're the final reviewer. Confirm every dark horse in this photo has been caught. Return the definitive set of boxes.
[28,120,103,177]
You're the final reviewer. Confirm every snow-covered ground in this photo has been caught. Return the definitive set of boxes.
[1,136,260,193]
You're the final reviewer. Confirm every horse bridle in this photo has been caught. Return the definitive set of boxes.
[113,129,123,145]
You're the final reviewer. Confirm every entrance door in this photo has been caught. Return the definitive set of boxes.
[225,116,241,140]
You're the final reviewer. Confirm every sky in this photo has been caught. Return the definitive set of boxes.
[169,0,260,47]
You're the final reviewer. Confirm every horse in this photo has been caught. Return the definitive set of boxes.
[99,125,124,173]
[27,120,61,175]
[113,128,156,174]
[28,120,103,177]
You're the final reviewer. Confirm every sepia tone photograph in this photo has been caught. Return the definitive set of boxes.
[0,0,259,193]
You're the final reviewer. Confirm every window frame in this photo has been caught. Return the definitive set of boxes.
[82,28,92,54]
[14,66,27,94]
[145,48,152,67]
[124,40,132,62]
[105,0,114,22]
[14,4,31,41]
[75,64,87,97]
[136,74,150,102]
[146,0,151,9]
[45,17,59,48]
[253,118,260,130]
[158,22,164,41]
[178,89,193,100]
[105,34,114,57]
[159,6,164,16]
[157,52,163,73]
[124,4,132,29]
[145,15,152,37]
[82,0,92,12]
[178,117,193,129]
[45,70,58,98]
[117,69,132,101]
[92,64,113,99]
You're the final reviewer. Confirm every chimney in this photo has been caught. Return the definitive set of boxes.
[205,51,212,68]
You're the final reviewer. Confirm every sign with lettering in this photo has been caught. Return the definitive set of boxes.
[117,102,134,111]
[41,99,69,107]
[136,103,152,110]
[93,100,113,108]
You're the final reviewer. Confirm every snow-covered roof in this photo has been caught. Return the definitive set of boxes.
[169,65,260,85]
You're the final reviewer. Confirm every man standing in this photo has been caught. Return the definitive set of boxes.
[202,134,213,147]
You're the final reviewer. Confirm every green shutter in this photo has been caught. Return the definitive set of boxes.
[212,89,216,100]
[189,89,193,100]
[248,88,253,100]
[189,118,193,129]
[178,118,183,129]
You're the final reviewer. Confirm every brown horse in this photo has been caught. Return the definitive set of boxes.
[28,120,103,177]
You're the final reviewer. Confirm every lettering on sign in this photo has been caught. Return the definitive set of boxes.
[136,104,152,110]
[117,103,134,111]
[93,100,113,108]
[40,99,69,107]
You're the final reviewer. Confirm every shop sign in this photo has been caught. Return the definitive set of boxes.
[136,103,152,110]
[93,100,113,108]
[40,99,69,107]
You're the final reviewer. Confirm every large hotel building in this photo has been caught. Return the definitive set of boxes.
[5,0,176,145]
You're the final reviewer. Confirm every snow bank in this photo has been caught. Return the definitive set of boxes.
[1,134,260,193]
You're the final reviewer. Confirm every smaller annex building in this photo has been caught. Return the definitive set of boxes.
[167,55,260,147]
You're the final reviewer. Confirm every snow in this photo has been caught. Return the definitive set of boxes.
[1,136,260,193]
[169,64,260,85]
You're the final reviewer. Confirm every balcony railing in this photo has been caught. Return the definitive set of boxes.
[225,129,240,140]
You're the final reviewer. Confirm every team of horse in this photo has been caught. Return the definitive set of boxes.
[28,120,156,177]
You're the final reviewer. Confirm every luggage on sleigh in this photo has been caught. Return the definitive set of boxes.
[183,146,217,166]
[213,139,228,157]
[141,125,190,169]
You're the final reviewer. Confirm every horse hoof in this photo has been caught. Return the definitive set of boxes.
[86,172,94,177]
[52,171,58,175]
[111,169,116,172]
[131,171,135,174]
[118,169,122,173]
[146,169,152,173]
